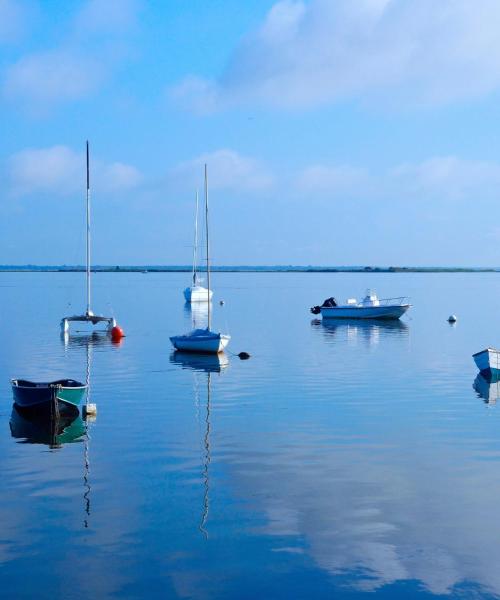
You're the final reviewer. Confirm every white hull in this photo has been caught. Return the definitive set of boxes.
[184,286,213,303]
[320,304,410,320]
[473,348,500,374]
[170,330,230,354]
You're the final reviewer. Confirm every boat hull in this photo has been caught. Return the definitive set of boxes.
[473,348,500,375]
[320,304,410,320]
[170,333,230,354]
[184,286,213,303]
[11,379,87,409]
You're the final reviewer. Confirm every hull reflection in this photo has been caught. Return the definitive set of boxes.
[170,351,229,373]
[10,404,85,447]
[473,372,500,404]
[312,317,409,347]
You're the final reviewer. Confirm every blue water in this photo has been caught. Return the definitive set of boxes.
[1,272,500,599]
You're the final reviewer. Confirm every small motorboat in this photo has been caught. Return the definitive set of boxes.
[170,328,230,354]
[473,348,500,375]
[11,379,87,409]
[310,290,410,320]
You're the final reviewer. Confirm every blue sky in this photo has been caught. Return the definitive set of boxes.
[2,0,500,266]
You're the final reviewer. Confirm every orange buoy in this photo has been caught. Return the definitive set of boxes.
[111,325,125,341]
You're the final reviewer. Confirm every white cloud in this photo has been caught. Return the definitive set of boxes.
[4,51,105,108]
[391,156,500,200]
[295,156,500,203]
[169,149,274,193]
[8,145,142,198]
[173,0,500,111]
[2,0,141,111]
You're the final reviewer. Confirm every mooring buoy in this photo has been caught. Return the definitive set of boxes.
[238,352,251,360]
[448,315,457,323]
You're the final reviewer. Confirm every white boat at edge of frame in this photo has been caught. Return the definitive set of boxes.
[311,290,411,320]
[473,348,500,375]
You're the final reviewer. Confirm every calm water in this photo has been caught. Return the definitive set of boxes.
[1,272,500,599]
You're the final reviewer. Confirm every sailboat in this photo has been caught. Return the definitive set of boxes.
[184,190,213,303]
[61,141,119,335]
[170,165,230,354]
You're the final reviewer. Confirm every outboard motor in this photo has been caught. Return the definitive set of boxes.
[310,297,337,314]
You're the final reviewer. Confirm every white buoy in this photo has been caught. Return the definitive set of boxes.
[83,403,97,417]
[448,315,457,323]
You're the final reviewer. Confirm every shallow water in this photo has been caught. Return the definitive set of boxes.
[1,271,500,599]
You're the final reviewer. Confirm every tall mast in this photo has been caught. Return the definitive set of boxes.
[205,164,211,330]
[86,141,91,316]
[192,190,199,287]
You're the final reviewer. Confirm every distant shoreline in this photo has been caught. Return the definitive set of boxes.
[0,266,498,273]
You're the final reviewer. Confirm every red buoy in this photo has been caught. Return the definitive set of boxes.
[111,325,125,341]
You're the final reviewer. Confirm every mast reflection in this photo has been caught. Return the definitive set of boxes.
[170,351,228,538]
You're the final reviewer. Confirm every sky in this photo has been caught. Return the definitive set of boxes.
[2,0,500,266]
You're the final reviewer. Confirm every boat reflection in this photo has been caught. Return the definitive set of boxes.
[61,330,122,349]
[170,351,229,373]
[170,351,225,538]
[312,317,409,347]
[473,372,500,404]
[184,301,211,331]
[10,404,85,448]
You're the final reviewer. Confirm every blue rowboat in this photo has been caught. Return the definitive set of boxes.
[11,379,87,409]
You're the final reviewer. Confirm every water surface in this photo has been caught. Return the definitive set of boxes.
[1,272,500,599]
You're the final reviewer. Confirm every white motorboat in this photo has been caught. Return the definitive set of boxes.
[170,165,230,354]
[61,142,118,335]
[311,290,410,320]
[473,348,500,375]
[183,190,213,303]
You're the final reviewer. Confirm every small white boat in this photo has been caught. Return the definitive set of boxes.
[473,348,500,375]
[183,190,213,303]
[170,328,230,354]
[171,165,230,355]
[184,285,213,303]
[311,290,410,320]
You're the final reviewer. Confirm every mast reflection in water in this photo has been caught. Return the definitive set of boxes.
[170,351,228,538]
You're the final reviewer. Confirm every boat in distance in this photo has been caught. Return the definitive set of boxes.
[11,379,87,409]
[473,348,500,375]
[311,291,410,320]
[184,285,214,303]
[170,328,230,354]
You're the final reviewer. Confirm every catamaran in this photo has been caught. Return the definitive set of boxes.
[61,142,119,335]
[170,165,230,354]
[184,190,213,303]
